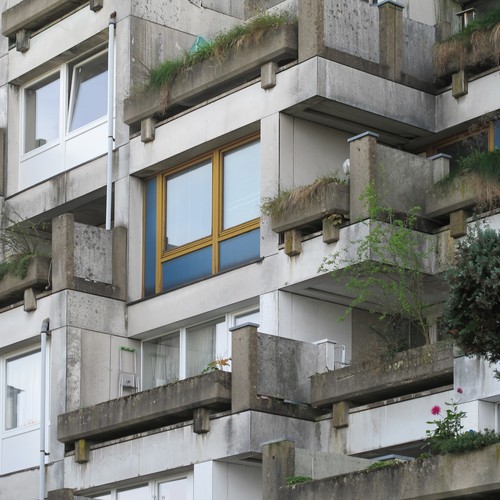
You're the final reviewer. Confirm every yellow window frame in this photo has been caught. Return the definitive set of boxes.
[155,134,260,291]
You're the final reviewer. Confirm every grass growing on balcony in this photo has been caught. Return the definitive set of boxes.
[434,7,500,75]
[261,175,344,218]
[147,10,296,107]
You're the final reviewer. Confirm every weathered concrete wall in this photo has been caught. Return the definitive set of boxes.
[282,444,500,499]
[403,18,435,81]
[323,0,379,63]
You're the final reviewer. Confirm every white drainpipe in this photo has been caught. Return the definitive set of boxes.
[39,318,50,500]
[106,12,117,231]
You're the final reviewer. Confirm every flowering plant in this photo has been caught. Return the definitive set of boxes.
[425,388,466,452]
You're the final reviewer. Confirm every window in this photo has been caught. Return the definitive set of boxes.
[142,308,259,389]
[1,348,44,474]
[91,475,192,499]
[68,51,108,132]
[144,135,260,295]
[20,49,109,189]
[24,74,60,153]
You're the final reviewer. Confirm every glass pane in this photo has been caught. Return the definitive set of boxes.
[223,140,260,229]
[166,161,212,249]
[186,322,217,378]
[219,229,260,272]
[162,246,212,291]
[69,52,108,131]
[437,131,488,173]
[25,75,60,153]
[158,478,188,500]
[144,177,157,297]
[5,351,41,430]
[143,332,180,389]
[117,485,149,500]
[235,309,260,327]
[91,495,111,500]
[494,120,500,150]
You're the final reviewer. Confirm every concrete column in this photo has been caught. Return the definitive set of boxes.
[298,0,324,62]
[262,440,296,500]
[348,132,379,221]
[429,153,451,184]
[52,213,76,291]
[378,1,404,80]
[231,324,259,412]
[0,129,4,196]
[112,225,127,300]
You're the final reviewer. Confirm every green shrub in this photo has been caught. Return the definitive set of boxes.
[444,226,500,376]
[286,476,312,485]
[436,429,500,455]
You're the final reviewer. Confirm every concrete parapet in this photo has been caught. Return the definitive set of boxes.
[311,342,454,407]
[57,370,231,444]
[262,440,296,500]
[52,213,127,300]
[348,132,435,221]
[281,444,500,499]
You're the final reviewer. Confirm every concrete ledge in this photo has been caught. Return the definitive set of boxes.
[311,342,454,407]
[57,370,232,443]
[0,256,51,306]
[270,183,349,234]
[280,444,500,499]
[124,23,298,126]
[2,0,86,39]
[425,175,487,218]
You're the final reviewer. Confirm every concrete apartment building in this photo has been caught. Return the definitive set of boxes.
[0,0,499,498]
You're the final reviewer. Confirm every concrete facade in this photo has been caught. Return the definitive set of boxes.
[0,0,499,498]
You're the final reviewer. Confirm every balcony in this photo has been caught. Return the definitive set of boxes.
[124,21,298,130]
[311,342,455,408]
[280,444,500,499]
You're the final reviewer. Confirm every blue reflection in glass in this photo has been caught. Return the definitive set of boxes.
[162,246,212,291]
[219,229,260,272]
[494,120,500,150]
[144,178,157,297]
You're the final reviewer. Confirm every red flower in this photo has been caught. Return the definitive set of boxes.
[431,405,441,416]
[456,387,463,394]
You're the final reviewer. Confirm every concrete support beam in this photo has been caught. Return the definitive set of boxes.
[429,153,451,184]
[332,401,351,428]
[262,440,296,500]
[450,210,468,239]
[452,70,468,98]
[298,0,323,62]
[52,213,76,292]
[193,408,210,434]
[16,28,30,52]
[284,229,302,256]
[141,117,156,143]
[23,287,37,312]
[231,324,259,412]
[261,61,278,89]
[378,1,404,80]
[322,218,340,244]
[75,438,90,463]
[348,132,379,220]
[0,129,4,196]
[89,0,103,12]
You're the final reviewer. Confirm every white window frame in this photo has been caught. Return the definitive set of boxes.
[141,307,260,390]
[90,472,194,500]
[0,344,50,474]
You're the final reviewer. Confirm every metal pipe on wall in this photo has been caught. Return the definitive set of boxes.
[39,318,50,500]
[106,12,117,231]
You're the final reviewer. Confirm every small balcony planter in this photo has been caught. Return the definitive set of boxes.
[426,151,500,218]
[264,180,349,234]
[57,369,232,444]
[433,10,500,80]
[310,341,454,407]
[0,255,51,305]
[124,17,298,128]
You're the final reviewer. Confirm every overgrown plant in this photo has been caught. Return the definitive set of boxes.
[434,7,500,75]
[445,225,500,377]
[147,11,296,109]
[437,429,500,455]
[320,184,433,347]
[425,388,466,453]
[0,212,50,281]
[201,356,231,374]
[261,174,344,218]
